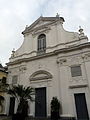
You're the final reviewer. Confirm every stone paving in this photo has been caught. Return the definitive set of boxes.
[0,116,11,120]
[0,116,75,120]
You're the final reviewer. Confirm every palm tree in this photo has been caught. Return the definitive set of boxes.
[7,84,34,118]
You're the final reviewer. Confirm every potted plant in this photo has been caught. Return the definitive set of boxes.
[51,97,60,120]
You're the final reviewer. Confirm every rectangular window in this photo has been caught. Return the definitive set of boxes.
[71,65,82,77]
[12,75,18,84]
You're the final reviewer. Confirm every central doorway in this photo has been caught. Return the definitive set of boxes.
[35,87,47,117]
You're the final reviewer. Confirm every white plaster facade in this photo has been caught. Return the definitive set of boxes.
[6,16,90,119]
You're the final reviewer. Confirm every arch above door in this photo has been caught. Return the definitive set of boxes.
[30,70,53,81]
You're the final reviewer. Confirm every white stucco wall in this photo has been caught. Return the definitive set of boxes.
[7,16,90,119]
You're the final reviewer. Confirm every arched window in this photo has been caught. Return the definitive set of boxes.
[37,34,46,54]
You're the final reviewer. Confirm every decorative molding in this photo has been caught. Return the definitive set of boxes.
[23,21,53,35]
[19,66,27,72]
[80,53,90,62]
[82,53,90,59]
[57,58,67,65]
[9,39,89,60]
[69,84,88,89]
[30,76,51,81]
[9,42,90,60]
[32,26,51,36]
[22,16,64,35]
[7,42,90,66]
[30,70,53,81]
[81,54,87,60]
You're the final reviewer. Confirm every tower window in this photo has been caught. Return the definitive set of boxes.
[37,34,46,55]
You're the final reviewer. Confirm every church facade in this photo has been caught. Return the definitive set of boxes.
[6,15,90,119]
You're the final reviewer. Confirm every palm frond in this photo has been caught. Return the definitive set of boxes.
[7,84,35,114]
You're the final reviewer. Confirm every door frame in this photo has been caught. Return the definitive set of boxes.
[70,88,90,120]
[35,87,47,117]
[74,93,89,120]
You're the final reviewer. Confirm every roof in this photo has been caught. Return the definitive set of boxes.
[0,64,8,73]
[22,16,65,35]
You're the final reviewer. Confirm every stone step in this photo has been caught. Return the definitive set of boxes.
[26,117,75,120]
[26,117,50,120]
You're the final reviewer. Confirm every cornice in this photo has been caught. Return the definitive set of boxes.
[7,42,90,66]
[32,26,51,36]
[54,42,90,54]
[22,17,63,35]
[9,39,88,60]
[69,84,88,89]
[22,21,56,35]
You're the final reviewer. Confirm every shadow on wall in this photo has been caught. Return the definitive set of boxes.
[0,96,5,114]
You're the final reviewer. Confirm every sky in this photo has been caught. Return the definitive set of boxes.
[0,0,90,66]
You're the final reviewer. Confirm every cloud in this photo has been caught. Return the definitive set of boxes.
[0,0,90,65]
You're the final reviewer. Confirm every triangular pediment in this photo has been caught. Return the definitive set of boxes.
[29,17,57,29]
[22,16,60,34]
[32,20,51,29]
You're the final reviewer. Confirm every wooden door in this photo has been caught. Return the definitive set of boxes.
[35,87,46,117]
[74,93,89,120]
